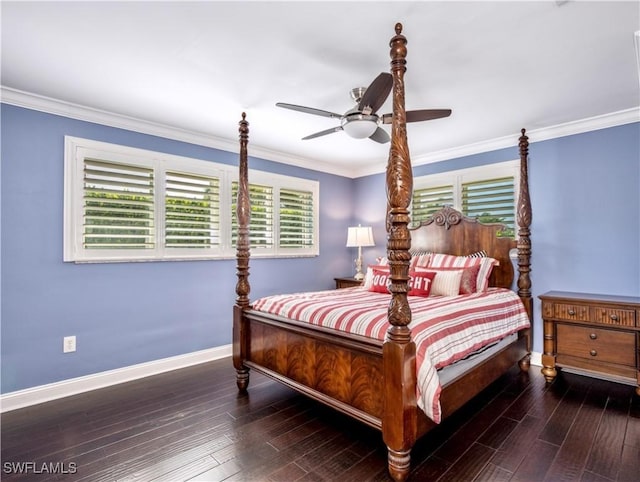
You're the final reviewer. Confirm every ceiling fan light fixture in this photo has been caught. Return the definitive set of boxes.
[279,72,449,144]
[341,113,378,139]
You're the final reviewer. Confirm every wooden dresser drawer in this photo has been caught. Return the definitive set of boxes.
[556,324,636,367]
[589,306,636,327]
[551,302,590,321]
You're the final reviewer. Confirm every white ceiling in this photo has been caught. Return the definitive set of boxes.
[2,1,639,178]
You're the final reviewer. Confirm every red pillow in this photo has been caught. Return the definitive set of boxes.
[368,267,391,293]
[408,270,437,297]
[364,264,389,289]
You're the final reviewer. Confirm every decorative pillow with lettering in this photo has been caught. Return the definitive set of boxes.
[364,265,390,289]
[368,267,391,293]
[407,270,437,297]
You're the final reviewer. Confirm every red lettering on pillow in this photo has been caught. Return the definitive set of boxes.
[368,268,437,296]
[368,268,390,293]
[408,271,437,297]
[363,264,389,289]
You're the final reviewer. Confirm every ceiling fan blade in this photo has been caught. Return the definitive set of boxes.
[358,73,393,114]
[368,127,390,144]
[302,126,343,140]
[276,102,343,119]
[381,109,452,124]
[406,109,452,123]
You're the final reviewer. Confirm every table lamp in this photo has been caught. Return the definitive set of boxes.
[346,225,375,280]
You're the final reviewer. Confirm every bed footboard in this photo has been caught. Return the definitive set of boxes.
[234,311,531,481]
[240,311,385,428]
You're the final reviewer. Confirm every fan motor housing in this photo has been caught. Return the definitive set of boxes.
[341,113,379,138]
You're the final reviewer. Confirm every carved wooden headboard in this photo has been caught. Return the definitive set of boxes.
[410,205,516,289]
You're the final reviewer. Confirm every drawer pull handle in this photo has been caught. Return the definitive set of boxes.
[590,349,597,357]
[589,333,597,340]
[610,314,619,321]
[568,309,576,316]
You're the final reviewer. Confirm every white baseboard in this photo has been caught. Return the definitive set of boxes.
[0,345,232,413]
[530,351,542,367]
[0,346,542,413]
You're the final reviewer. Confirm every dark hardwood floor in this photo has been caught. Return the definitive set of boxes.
[1,358,638,481]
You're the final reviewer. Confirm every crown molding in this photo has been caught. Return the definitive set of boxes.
[1,86,237,151]
[3,86,638,179]
[0,87,356,178]
[351,107,640,178]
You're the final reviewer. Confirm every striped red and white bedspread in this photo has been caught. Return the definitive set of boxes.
[252,287,530,423]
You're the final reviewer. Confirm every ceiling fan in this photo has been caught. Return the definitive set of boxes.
[276,72,452,143]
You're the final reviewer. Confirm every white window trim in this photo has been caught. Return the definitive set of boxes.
[64,136,319,263]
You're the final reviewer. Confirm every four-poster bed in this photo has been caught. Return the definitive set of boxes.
[233,23,532,481]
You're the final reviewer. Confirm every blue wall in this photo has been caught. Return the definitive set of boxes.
[353,123,640,353]
[0,105,354,393]
[2,103,638,394]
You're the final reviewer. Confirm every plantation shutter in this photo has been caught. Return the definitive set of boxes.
[462,176,515,234]
[411,184,454,226]
[83,159,155,249]
[279,188,314,248]
[165,171,220,248]
[232,182,274,249]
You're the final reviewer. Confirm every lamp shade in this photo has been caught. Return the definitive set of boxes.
[346,225,375,247]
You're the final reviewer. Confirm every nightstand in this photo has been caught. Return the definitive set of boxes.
[334,277,363,289]
[539,291,640,396]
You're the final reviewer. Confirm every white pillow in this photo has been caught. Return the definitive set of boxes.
[429,269,463,296]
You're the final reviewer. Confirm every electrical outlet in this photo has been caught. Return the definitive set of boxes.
[63,336,76,353]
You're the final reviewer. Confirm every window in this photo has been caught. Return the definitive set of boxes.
[230,178,318,255]
[411,183,455,221]
[82,159,156,250]
[64,137,319,262]
[165,171,220,249]
[279,188,315,249]
[231,182,275,250]
[462,176,515,231]
[411,161,519,237]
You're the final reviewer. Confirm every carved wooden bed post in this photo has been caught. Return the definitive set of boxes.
[233,112,251,392]
[229,27,532,482]
[382,23,417,482]
[516,128,533,369]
